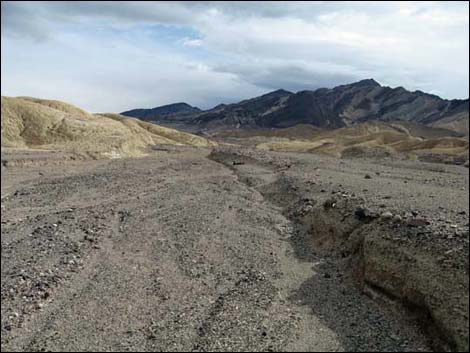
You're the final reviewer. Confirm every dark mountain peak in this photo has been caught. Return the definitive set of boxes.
[253,89,293,101]
[235,89,293,107]
[331,78,381,93]
[266,88,293,96]
[149,102,200,112]
[161,102,194,109]
[212,103,228,110]
[311,87,331,95]
[353,78,381,87]
[121,102,200,121]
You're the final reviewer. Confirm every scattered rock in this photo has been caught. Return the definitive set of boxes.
[393,215,403,223]
[355,207,377,221]
[380,211,394,221]
[364,174,372,179]
[323,198,337,209]
[407,218,430,227]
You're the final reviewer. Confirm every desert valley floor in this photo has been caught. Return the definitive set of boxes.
[1,146,468,352]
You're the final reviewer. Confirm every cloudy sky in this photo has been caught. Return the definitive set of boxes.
[1,1,469,112]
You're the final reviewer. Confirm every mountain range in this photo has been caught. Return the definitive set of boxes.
[121,79,469,136]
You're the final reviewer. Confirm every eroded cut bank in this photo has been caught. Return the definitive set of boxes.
[208,147,469,352]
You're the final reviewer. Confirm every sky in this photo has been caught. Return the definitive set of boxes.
[1,1,469,113]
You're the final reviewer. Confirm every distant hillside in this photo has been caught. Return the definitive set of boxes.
[122,80,468,136]
[1,97,214,158]
[193,80,468,133]
[429,99,469,136]
[195,89,293,129]
[121,102,200,123]
[257,121,469,166]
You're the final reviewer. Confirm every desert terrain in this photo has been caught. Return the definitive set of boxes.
[1,96,469,352]
[1,142,468,352]
[2,1,469,352]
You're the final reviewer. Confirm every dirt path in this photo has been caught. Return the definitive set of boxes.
[1,148,434,351]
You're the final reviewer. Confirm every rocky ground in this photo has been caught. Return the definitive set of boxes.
[1,146,468,352]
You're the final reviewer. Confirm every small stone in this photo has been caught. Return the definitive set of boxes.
[364,174,372,179]
[355,207,376,220]
[323,198,337,209]
[380,211,393,220]
[407,218,430,227]
[393,215,402,223]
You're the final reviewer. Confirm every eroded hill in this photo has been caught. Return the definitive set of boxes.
[256,121,469,166]
[1,97,214,158]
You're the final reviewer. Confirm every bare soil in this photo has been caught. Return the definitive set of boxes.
[1,146,468,352]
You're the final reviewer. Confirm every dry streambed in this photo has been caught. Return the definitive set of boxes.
[1,147,468,352]
[209,147,469,352]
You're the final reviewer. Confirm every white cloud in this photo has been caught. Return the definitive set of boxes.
[1,1,468,112]
[182,38,203,47]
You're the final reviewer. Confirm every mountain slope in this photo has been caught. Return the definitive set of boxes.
[121,102,201,123]
[1,97,214,158]
[125,80,467,135]
[194,89,293,128]
[428,99,469,136]
[191,80,468,133]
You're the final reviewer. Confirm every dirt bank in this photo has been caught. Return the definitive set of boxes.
[209,146,469,352]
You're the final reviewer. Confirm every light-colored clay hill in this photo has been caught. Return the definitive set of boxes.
[1,96,215,158]
[257,121,469,165]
